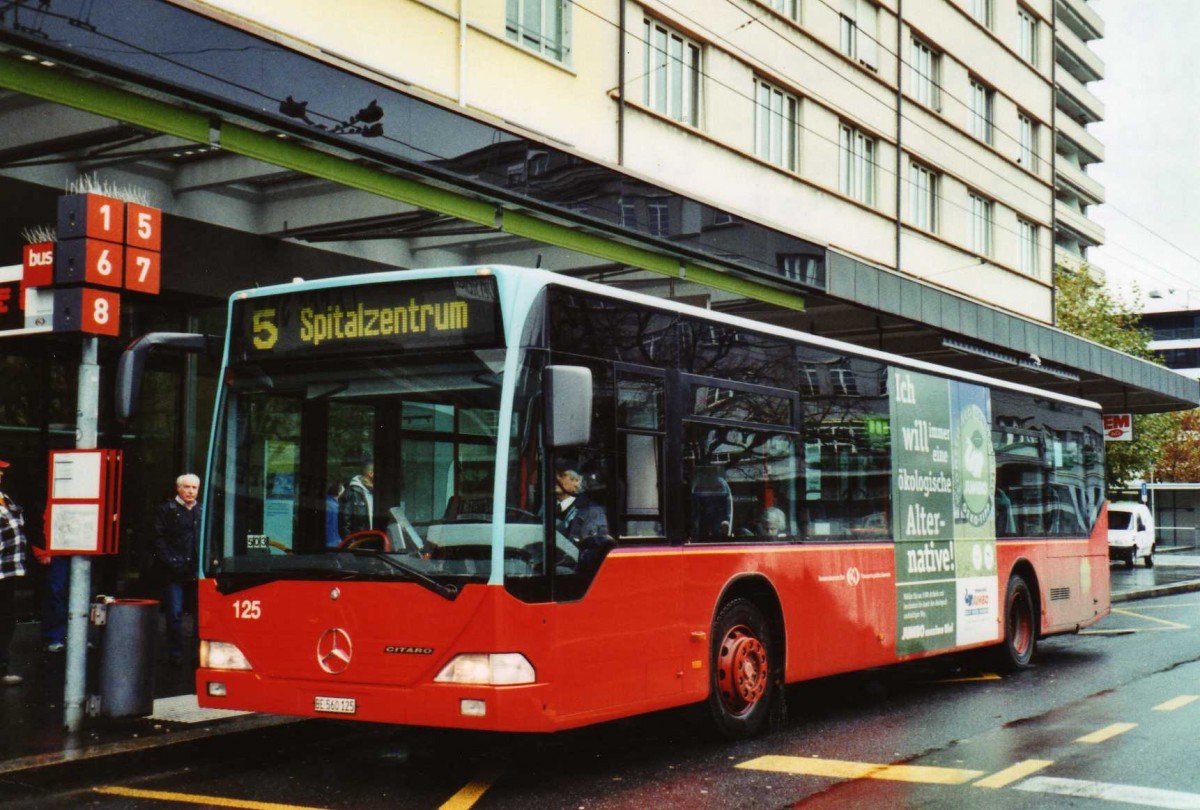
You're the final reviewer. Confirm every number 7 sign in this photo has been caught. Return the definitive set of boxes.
[124,247,161,294]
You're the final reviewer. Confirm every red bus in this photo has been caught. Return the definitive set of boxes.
[125,266,1108,738]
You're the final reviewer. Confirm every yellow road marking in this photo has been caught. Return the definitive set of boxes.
[737,755,983,784]
[973,759,1054,788]
[928,673,1003,684]
[1111,607,1189,630]
[1075,723,1137,744]
[1155,695,1199,712]
[95,786,324,809]
[438,768,502,810]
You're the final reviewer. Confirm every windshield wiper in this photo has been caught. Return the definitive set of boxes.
[214,568,358,595]
[345,549,459,600]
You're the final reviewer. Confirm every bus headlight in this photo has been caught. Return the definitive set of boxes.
[434,653,535,685]
[200,640,252,671]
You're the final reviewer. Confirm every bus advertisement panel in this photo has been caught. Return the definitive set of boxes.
[891,368,998,656]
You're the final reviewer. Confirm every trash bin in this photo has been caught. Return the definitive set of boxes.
[93,596,158,718]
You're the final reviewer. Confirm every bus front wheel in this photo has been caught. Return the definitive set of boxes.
[708,598,776,739]
[997,573,1037,670]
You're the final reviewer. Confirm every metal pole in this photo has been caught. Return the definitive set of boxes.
[63,336,99,732]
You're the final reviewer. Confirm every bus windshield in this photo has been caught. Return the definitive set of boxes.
[207,348,525,593]
[206,274,533,594]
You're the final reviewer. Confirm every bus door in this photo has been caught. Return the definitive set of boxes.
[547,363,689,719]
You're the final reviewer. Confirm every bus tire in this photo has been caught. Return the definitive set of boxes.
[708,598,776,739]
[997,573,1036,670]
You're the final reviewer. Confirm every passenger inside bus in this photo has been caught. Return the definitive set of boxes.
[739,506,788,538]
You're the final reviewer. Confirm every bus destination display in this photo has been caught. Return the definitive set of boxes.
[231,277,500,361]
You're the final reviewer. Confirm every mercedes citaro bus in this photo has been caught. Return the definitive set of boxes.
[118,266,1109,738]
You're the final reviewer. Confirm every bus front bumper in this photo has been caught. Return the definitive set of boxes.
[196,668,557,732]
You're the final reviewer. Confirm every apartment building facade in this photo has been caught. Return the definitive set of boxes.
[1052,0,1105,273]
[0,0,1190,577]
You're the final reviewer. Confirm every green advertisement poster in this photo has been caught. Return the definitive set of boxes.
[891,369,998,656]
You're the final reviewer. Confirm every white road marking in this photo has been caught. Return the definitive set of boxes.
[1016,776,1200,809]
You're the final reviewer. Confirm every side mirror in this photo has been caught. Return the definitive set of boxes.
[116,332,217,422]
[544,365,592,448]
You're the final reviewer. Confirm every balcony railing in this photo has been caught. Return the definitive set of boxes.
[1056,69,1105,125]
[1055,24,1104,83]
[1056,0,1104,41]
[1056,160,1105,206]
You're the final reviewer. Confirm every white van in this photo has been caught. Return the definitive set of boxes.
[1108,501,1154,568]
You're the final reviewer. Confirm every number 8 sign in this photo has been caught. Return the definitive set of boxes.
[82,289,120,336]
[52,287,121,337]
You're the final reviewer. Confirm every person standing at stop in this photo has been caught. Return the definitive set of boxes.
[152,473,200,667]
[0,459,49,685]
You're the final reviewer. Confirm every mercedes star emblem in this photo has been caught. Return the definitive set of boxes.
[317,627,353,675]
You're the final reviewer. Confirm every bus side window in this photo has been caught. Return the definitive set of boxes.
[616,369,665,538]
[622,433,662,537]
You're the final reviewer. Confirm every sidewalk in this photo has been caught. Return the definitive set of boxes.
[2,551,1199,784]
[0,607,297,782]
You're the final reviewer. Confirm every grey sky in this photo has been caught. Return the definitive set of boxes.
[1091,0,1200,308]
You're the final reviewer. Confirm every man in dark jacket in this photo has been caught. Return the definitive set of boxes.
[153,473,200,666]
[338,461,374,536]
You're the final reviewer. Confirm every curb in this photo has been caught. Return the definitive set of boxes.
[0,713,302,779]
[1112,578,1200,604]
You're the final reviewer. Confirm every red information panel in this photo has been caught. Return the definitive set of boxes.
[125,203,162,251]
[43,449,123,555]
[81,288,120,336]
[124,247,161,294]
[57,193,125,243]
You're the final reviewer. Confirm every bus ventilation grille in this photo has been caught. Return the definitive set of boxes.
[1049,587,1071,601]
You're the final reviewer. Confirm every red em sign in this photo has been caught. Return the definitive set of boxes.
[1103,413,1133,442]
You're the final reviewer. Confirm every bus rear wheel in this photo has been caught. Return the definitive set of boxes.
[997,573,1036,670]
[708,598,776,739]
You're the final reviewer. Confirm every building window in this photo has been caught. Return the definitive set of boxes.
[643,19,701,126]
[1018,8,1038,66]
[969,193,993,256]
[1019,219,1038,277]
[755,79,798,170]
[620,199,638,229]
[968,0,992,28]
[839,0,878,70]
[909,37,941,109]
[506,0,570,62]
[969,78,994,145]
[909,162,938,233]
[648,199,670,236]
[839,124,876,205]
[779,254,824,287]
[763,0,799,21]
[1018,113,1038,169]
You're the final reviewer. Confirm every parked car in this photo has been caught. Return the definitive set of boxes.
[1108,501,1154,569]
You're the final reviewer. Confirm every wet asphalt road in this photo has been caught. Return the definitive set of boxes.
[8,560,1200,809]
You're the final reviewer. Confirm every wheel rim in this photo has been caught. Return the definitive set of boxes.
[716,624,768,716]
[1009,590,1032,658]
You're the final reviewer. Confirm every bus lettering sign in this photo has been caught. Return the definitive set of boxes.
[231,277,499,361]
